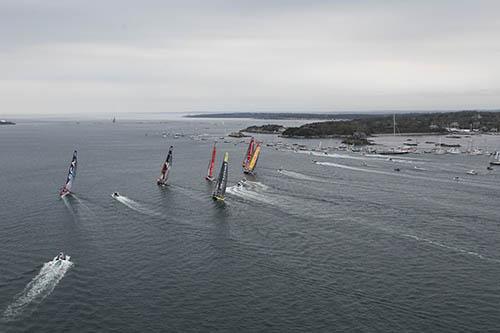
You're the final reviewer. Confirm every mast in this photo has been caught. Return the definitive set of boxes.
[393,114,396,137]
[206,142,217,180]
[213,152,229,200]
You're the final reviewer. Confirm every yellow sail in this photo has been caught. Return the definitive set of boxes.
[247,145,261,171]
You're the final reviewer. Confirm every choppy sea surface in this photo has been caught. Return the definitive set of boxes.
[1,119,499,332]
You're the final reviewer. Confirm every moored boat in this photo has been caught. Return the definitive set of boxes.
[490,152,500,165]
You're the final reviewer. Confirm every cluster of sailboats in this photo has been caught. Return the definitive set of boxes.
[59,137,262,202]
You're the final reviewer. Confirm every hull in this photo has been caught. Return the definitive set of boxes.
[379,151,410,155]
[490,161,500,165]
[157,179,168,186]
[53,255,71,262]
[59,188,71,198]
[205,176,215,182]
[212,195,225,201]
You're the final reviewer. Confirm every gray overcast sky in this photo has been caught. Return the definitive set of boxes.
[1,0,500,115]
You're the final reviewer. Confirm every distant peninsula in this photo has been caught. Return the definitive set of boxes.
[281,111,500,139]
[0,120,16,125]
[185,112,372,120]
[242,124,286,134]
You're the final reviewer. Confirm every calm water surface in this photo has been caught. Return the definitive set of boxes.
[1,119,499,332]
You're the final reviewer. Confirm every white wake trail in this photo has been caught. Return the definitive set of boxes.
[62,195,97,220]
[226,181,274,205]
[315,161,500,190]
[2,259,73,321]
[112,195,162,217]
[296,150,424,163]
[402,234,500,263]
[277,169,327,183]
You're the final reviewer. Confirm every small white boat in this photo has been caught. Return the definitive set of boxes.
[447,148,461,154]
[466,170,478,175]
[53,252,70,262]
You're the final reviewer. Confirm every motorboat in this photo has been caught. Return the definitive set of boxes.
[54,252,69,261]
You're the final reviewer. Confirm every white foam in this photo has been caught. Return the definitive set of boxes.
[297,150,424,163]
[226,181,274,205]
[315,161,500,191]
[113,194,162,217]
[2,259,73,321]
[277,169,325,182]
[403,234,500,263]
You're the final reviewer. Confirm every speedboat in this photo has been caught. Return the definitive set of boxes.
[237,179,247,187]
[487,166,493,171]
[112,192,120,198]
[394,168,400,172]
[54,252,69,261]
[466,170,478,175]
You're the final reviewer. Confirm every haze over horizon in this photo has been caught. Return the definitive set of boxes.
[1,0,500,116]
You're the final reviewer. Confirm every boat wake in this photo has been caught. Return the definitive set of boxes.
[277,169,325,182]
[226,181,330,218]
[226,181,272,205]
[403,234,500,263]
[2,258,73,321]
[62,195,96,220]
[298,150,424,163]
[112,194,162,217]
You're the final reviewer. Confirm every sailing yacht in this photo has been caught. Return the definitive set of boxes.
[490,152,500,165]
[212,152,229,201]
[59,150,78,198]
[243,138,262,174]
[205,142,217,181]
[157,146,173,186]
[242,138,255,168]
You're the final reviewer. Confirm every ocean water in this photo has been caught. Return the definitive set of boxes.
[1,119,499,332]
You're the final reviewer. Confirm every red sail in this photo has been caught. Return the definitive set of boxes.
[206,143,217,180]
[242,137,255,168]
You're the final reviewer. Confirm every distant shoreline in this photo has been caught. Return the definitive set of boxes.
[186,112,374,120]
